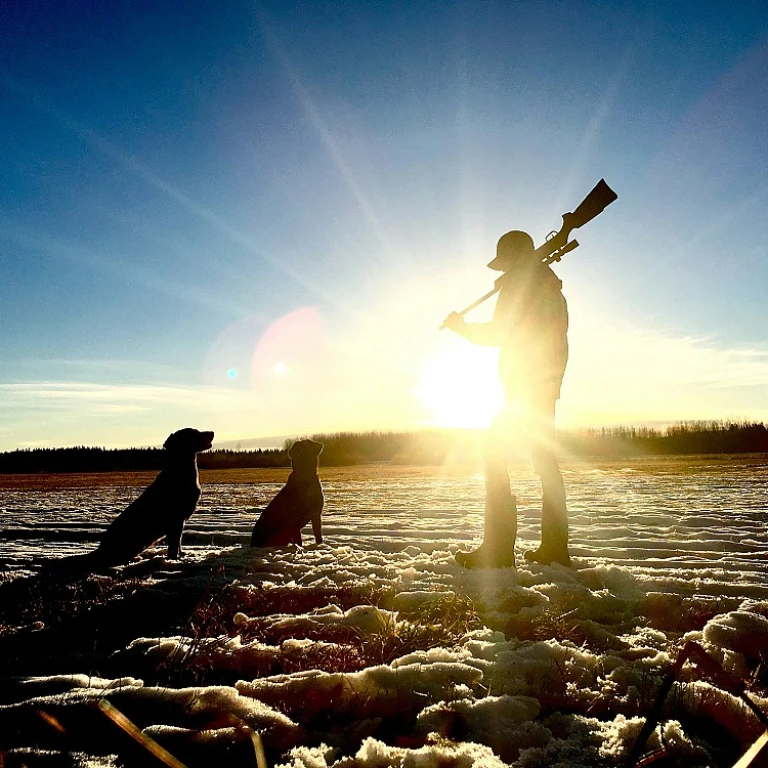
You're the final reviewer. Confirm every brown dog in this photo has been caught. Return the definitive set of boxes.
[250,439,324,547]
[89,427,214,567]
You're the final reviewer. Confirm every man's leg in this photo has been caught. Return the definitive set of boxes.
[524,396,570,566]
[455,411,517,569]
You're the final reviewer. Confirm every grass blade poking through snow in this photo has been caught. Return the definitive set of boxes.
[98,698,189,768]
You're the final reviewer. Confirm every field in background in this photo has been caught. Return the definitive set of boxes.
[0,452,766,491]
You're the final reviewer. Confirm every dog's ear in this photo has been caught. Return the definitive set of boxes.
[163,427,201,451]
[288,439,322,462]
[289,440,310,458]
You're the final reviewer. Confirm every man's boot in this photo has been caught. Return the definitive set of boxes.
[524,496,571,567]
[455,495,517,569]
[524,545,571,567]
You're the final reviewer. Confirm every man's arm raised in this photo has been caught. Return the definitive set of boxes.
[442,312,503,346]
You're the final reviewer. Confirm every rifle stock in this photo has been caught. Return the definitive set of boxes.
[535,178,617,262]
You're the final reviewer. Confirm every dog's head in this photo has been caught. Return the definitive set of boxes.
[163,428,215,455]
[288,439,323,471]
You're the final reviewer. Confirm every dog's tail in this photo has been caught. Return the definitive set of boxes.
[42,550,104,576]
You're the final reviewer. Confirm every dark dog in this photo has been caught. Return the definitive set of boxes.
[84,427,214,568]
[250,439,324,547]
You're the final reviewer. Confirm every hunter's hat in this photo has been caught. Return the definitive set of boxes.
[487,230,535,270]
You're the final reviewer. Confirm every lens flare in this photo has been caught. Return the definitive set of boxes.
[416,344,503,428]
[251,307,326,387]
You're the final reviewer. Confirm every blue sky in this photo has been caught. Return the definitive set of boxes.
[1,1,767,449]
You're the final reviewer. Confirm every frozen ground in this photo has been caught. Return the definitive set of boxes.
[0,457,767,767]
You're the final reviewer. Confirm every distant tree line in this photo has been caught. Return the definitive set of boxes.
[286,431,464,466]
[0,421,765,474]
[560,420,768,458]
[0,446,288,474]
[298,422,768,465]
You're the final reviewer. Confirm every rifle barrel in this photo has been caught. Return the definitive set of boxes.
[438,285,501,330]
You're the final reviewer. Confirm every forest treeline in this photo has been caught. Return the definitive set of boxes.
[0,421,766,474]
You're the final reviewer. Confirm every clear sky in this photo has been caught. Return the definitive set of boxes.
[1,1,767,450]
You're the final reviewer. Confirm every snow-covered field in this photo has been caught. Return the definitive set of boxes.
[1,456,768,767]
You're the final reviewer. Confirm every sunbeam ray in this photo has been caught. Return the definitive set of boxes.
[0,214,257,318]
[252,5,394,259]
[0,72,334,303]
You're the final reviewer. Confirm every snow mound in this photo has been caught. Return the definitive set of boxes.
[703,609,768,659]
[238,660,484,720]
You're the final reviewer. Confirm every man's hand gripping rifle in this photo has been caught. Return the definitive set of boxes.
[440,178,618,329]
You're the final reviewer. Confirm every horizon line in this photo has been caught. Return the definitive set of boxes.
[3,418,766,453]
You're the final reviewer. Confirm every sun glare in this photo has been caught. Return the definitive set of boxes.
[416,344,503,428]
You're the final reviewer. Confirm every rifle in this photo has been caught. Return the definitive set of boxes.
[440,178,617,329]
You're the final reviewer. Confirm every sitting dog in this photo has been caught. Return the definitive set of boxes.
[85,427,214,568]
[250,439,324,547]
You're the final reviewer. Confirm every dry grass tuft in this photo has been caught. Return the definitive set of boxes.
[152,585,482,684]
[366,593,481,665]
[0,571,145,637]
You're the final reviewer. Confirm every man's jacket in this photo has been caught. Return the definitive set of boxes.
[459,265,568,401]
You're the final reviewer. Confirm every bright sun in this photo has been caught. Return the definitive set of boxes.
[416,344,504,428]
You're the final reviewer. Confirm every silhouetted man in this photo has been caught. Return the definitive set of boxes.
[443,230,570,568]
